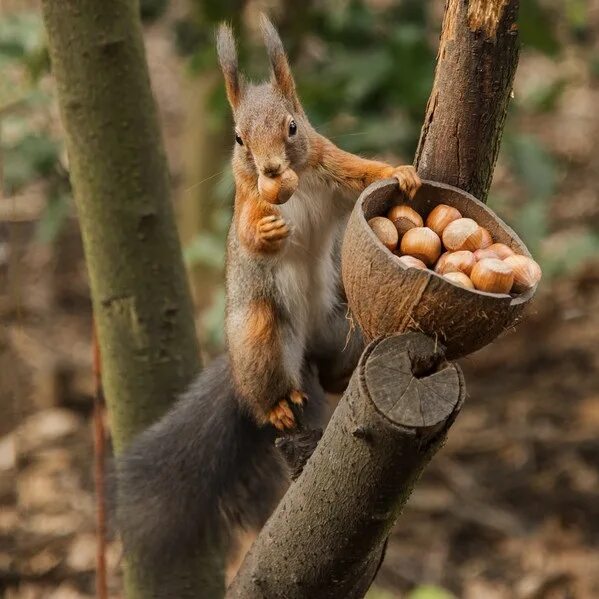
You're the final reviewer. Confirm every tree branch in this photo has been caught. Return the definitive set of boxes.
[415,0,520,201]
[227,333,465,598]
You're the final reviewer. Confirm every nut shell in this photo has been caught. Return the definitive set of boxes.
[488,243,515,259]
[368,217,398,251]
[474,248,500,261]
[258,169,299,204]
[387,205,423,236]
[479,227,493,249]
[503,255,542,293]
[342,178,538,360]
[435,250,475,276]
[443,271,475,289]
[442,218,485,251]
[470,258,514,294]
[400,227,442,266]
[425,204,462,236]
[395,255,428,270]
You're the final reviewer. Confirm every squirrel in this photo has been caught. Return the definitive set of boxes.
[115,15,421,569]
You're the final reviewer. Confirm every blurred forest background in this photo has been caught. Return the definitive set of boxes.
[1,0,599,597]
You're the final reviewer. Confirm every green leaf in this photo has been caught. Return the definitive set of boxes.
[506,134,557,200]
[519,0,560,56]
[406,584,456,599]
[183,233,225,270]
[36,193,72,244]
[513,199,548,257]
[4,132,60,193]
[541,230,599,279]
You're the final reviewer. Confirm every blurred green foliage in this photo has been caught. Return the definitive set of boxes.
[4,1,598,344]
[365,583,456,599]
[406,585,456,599]
[1,12,70,243]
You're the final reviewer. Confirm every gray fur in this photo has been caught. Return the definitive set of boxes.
[116,354,326,567]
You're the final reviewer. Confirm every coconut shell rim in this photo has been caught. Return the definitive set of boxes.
[358,178,539,305]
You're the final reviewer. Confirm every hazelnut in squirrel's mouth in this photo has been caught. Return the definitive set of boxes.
[258,169,299,205]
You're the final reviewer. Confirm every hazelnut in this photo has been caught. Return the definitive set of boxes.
[503,255,542,292]
[479,227,493,249]
[442,218,485,252]
[435,251,450,273]
[369,217,399,251]
[473,248,500,261]
[434,250,475,276]
[470,258,514,294]
[395,255,428,270]
[488,243,515,259]
[443,271,475,289]
[400,227,442,266]
[258,169,299,205]
[387,205,423,236]
[425,204,462,236]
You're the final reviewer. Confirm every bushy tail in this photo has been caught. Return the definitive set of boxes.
[115,354,287,566]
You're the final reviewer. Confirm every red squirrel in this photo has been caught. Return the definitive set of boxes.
[116,16,421,568]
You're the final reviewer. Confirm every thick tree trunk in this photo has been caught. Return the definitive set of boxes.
[227,334,465,598]
[40,1,224,596]
[415,0,520,202]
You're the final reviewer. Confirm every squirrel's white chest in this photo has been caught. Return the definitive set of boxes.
[277,174,347,337]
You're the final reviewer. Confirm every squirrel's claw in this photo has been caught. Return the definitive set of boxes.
[391,165,421,200]
[268,399,296,431]
[289,389,307,407]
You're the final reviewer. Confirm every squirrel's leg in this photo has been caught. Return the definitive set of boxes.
[228,190,307,430]
[312,134,421,198]
[228,297,306,430]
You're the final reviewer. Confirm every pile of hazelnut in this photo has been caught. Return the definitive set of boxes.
[368,204,542,295]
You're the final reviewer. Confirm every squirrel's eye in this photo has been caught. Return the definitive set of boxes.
[288,120,297,136]
[235,133,243,146]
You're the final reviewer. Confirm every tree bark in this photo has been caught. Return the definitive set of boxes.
[40,1,224,596]
[227,333,465,598]
[415,0,520,202]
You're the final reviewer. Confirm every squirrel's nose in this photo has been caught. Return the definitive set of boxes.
[262,161,283,178]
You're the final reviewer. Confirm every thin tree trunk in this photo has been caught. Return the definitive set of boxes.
[40,1,224,596]
[227,334,465,598]
[415,0,520,202]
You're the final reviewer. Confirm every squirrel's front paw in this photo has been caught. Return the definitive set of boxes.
[390,165,421,200]
[256,215,290,252]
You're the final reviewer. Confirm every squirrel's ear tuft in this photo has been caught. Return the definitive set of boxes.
[260,14,299,110]
[216,23,243,110]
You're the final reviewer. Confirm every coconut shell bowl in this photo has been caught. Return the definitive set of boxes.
[341,179,538,359]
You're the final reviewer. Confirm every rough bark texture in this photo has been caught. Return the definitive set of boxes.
[40,1,223,596]
[342,179,535,358]
[227,333,465,598]
[415,0,520,202]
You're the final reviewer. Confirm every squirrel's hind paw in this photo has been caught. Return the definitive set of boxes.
[268,399,296,431]
[289,389,308,407]
[268,390,306,431]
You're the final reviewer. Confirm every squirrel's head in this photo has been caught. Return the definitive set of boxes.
[216,16,311,182]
